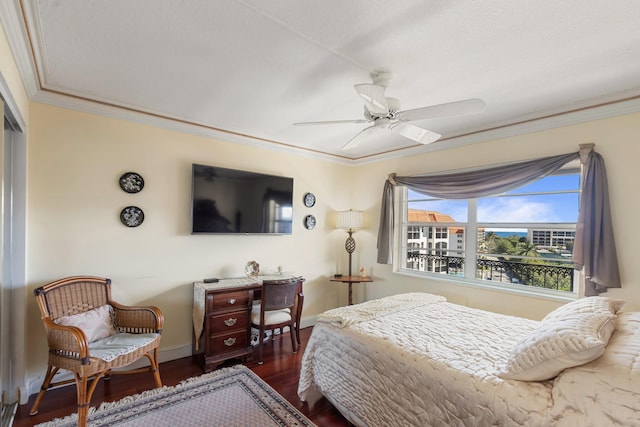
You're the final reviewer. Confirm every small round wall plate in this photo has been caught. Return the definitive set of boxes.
[303,192,316,208]
[303,214,316,230]
[120,206,144,227]
[119,172,144,193]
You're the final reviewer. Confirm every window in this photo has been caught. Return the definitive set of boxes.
[399,166,580,294]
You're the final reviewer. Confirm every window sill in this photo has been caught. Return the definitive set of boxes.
[395,268,578,304]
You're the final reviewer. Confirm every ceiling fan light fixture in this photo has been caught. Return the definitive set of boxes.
[354,84,388,114]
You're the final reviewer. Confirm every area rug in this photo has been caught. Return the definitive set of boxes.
[35,365,315,427]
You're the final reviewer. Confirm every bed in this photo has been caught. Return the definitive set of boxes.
[297,293,640,426]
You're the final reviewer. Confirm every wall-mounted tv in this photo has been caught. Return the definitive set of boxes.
[191,164,294,234]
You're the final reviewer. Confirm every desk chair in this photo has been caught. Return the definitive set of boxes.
[251,277,303,364]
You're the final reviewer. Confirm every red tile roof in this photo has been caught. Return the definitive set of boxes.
[407,209,455,223]
[408,209,465,234]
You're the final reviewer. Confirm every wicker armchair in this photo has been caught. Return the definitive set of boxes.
[30,276,163,427]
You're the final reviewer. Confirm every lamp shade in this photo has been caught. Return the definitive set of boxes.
[336,210,365,230]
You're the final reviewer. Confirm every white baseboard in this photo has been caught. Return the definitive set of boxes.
[26,344,194,398]
[25,315,318,399]
[300,315,317,330]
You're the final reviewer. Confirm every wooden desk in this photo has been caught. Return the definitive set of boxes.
[193,275,303,372]
[330,275,373,305]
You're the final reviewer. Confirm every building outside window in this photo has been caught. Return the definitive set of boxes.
[400,163,580,294]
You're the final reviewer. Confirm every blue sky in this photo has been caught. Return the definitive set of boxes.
[408,174,580,224]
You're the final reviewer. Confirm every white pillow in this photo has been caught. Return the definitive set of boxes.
[55,304,116,343]
[542,296,624,323]
[500,312,616,381]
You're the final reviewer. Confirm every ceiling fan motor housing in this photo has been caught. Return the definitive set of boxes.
[364,97,400,121]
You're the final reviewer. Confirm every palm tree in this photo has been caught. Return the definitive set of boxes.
[517,241,539,258]
[483,231,497,253]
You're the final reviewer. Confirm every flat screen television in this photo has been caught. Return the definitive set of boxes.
[191,164,294,234]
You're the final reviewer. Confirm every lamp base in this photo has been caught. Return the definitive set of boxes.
[345,235,356,254]
[345,230,355,277]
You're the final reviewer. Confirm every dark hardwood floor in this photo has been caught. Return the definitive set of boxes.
[13,327,350,427]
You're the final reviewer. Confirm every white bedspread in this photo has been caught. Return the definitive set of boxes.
[550,311,640,426]
[298,294,640,426]
[317,292,446,328]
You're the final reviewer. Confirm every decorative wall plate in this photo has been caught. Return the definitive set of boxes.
[120,206,144,227]
[304,214,316,230]
[245,260,260,278]
[303,192,316,208]
[119,172,145,193]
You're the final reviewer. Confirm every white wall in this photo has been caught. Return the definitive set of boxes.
[353,112,640,319]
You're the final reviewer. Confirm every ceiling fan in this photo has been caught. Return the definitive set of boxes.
[294,72,486,150]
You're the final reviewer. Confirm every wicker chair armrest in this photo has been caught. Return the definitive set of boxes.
[42,318,91,363]
[110,301,164,333]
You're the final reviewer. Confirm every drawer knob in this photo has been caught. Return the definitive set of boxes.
[224,318,237,327]
[224,337,236,346]
[228,298,236,305]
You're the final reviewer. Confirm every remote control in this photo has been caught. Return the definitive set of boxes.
[203,278,219,283]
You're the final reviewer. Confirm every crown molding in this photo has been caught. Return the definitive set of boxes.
[32,88,640,166]
[3,0,640,165]
[0,0,39,99]
[32,88,355,164]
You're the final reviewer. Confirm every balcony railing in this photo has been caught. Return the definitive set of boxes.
[406,252,574,291]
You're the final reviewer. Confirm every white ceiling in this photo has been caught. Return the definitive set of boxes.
[4,0,640,162]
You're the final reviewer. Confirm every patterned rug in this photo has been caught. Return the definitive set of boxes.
[35,365,315,427]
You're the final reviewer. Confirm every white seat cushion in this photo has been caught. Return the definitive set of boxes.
[88,332,159,362]
[251,306,291,325]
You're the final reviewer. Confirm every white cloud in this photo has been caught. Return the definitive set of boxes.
[478,197,560,222]
[410,195,575,223]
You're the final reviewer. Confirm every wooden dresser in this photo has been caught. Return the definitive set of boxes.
[193,275,302,372]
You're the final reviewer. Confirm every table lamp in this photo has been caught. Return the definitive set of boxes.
[336,210,365,277]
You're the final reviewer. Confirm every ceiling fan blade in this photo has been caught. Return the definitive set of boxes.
[340,125,381,151]
[396,98,486,122]
[293,119,369,126]
[389,122,441,144]
[354,84,389,115]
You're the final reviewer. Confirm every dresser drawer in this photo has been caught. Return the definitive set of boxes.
[207,290,251,311]
[208,311,249,333]
[210,330,248,354]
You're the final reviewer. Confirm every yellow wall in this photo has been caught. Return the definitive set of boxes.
[26,103,354,374]
[23,104,640,387]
